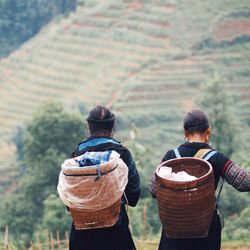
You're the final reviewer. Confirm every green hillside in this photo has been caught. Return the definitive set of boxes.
[0,0,250,193]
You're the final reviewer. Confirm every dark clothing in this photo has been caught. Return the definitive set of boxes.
[162,142,229,189]
[154,142,229,250]
[69,136,140,250]
[151,142,250,250]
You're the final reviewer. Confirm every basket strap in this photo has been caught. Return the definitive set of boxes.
[173,148,181,158]
[194,149,217,161]
[95,150,113,181]
[217,178,224,202]
[174,148,217,160]
[203,150,217,161]
[95,164,101,181]
[195,149,223,201]
[194,149,211,159]
[101,150,112,163]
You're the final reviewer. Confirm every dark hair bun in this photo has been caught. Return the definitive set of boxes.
[184,109,209,132]
[87,106,115,123]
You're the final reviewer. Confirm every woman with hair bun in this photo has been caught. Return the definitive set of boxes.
[69,105,141,250]
[149,109,250,250]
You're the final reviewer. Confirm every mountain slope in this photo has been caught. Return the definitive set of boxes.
[0,0,250,191]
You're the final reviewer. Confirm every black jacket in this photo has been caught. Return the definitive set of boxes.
[157,142,227,250]
[69,136,141,250]
[152,142,249,250]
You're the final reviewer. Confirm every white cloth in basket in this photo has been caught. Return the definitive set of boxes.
[159,166,197,182]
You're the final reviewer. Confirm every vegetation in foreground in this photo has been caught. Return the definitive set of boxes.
[0,74,249,249]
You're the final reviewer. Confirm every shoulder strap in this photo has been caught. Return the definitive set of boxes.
[194,149,217,161]
[194,149,211,159]
[195,149,223,201]
[173,148,181,158]
[217,178,224,202]
[203,151,217,161]
[174,148,217,160]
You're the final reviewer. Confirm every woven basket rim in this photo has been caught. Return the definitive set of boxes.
[156,157,213,187]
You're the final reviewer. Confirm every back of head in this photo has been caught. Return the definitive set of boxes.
[183,109,209,134]
[87,106,115,135]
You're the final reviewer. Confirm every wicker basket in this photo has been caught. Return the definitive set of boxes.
[155,157,215,238]
[57,151,128,230]
[70,199,121,230]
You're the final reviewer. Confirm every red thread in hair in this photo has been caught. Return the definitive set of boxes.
[100,108,105,119]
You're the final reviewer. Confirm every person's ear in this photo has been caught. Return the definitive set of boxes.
[184,130,188,141]
[207,127,211,135]
[205,127,211,142]
[87,123,92,136]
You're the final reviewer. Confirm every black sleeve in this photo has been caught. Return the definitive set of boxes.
[162,149,175,162]
[215,152,250,192]
[120,149,141,207]
[208,151,230,186]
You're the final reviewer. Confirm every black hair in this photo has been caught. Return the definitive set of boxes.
[87,106,115,134]
[183,109,209,134]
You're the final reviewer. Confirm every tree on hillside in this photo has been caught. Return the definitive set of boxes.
[196,72,247,158]
[0,0,77,58]
[195,72,250,237]
[0,101,85,245]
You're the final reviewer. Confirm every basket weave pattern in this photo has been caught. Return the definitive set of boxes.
[70,199,121,230]
[155,157,215,238]
[57,152,128,230]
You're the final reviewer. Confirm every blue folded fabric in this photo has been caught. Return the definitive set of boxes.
[76,150,112,167]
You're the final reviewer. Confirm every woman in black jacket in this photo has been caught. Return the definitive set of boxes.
[149,109,250,250]
[69,106,141,250]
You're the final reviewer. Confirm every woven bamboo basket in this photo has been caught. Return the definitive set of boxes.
[70,199,121,230]
[155,157,215,238]
[58,152,128,230]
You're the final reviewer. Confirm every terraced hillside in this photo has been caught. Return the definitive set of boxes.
[0,0,250,191]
